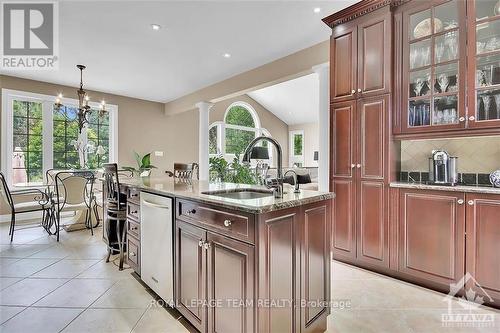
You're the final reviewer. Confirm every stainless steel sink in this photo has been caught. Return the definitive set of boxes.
[202,189,274,200]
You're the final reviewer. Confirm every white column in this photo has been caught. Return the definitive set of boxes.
[196,101,214,181]
[312,63,330,192]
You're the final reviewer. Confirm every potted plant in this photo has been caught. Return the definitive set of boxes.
[123,152,157,177]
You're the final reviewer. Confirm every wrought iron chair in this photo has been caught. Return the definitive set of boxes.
[0,172,52,242]
[54,171,96,241]
[102,163,128,270]
[165,163,199,180]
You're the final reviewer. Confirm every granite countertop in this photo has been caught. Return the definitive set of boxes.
[390,181,500,195]
[121,177,335,214]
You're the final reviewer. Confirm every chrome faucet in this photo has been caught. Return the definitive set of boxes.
[284,169,300,193]
[243,136,284,198]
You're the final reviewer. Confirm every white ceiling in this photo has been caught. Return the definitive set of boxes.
[0,0,355,103]
[248,73,318,125]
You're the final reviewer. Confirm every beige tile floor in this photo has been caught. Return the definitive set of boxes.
[0,223,498,333]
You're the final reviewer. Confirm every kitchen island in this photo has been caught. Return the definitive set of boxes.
[114,176,335,333]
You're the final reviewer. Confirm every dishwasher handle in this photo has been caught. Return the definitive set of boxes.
[142,199,170,210]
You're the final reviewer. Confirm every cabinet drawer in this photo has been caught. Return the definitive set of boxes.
[127,219,140,239]
[127,202,140,221]
[127,187,140,203]
[177,199,255,244]
[127,235,140,273]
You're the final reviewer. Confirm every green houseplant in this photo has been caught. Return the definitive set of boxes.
[123,151,157,177]
[209,154,256,185]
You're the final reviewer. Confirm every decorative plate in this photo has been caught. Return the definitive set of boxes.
[414,18,443,39]
[490,170,500,187]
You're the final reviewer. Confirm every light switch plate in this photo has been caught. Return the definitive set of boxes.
[154,151,164,157]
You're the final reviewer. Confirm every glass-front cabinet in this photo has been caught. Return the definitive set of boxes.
[402,0,466,132]
[467,0,500,128]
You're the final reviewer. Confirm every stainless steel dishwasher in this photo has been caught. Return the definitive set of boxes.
[140,192,173,304]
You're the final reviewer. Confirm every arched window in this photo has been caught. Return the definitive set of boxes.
[209,102,273,164]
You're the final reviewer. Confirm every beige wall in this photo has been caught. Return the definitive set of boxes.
[288,122,319,167]
[0,75,179,175]
[401,137,500,173]
[164,40,329,115]
[210,94,289,165]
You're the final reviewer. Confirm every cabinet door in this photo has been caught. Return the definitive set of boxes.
[175,220,207,333]
[357,9,391,97]
[206,232,254,333]
[399,189,465,290]
[331,23,357,102]
[466,194,500,303]
[331,101,356,178]
[331,179,356,260]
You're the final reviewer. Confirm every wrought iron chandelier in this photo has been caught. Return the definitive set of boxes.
[54,65,106,133]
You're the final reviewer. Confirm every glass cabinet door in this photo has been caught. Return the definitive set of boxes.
[403,0,466,132]
[468,0,500,128]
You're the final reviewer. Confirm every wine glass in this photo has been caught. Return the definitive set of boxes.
[438,73,449,93]
[435,43,445,63]
[414,77,424,97]
[482,95,492,120]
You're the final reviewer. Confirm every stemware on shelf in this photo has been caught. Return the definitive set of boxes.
[438,73,449,93]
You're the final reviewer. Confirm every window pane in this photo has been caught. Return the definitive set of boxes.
[53,106,80,169]
[225,128,255,154]
[225,106,255,127]
[13,117,27,134]
[13,101,27,117]
[209,126,218,154]
[294,134,303,156]
[28,135,42,151]
[13,134,27,151]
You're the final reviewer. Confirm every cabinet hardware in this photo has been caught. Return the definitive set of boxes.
[223,219,232,227]
[468,200,474,206]
[131,193,138,197]
[356,164,361,168]
[357,88,361,93]
[457,199,464,205]
[198,240,204,248]
[203,242,211,250]
[459,117,465,122]
[130,210,138,214]
[469,116,475,121]
[351,164,356,169]
[131,226,138,231]
[129,252,136,257]
[186,209,196,215]
[351,89,355,94]
[142,200,169,209]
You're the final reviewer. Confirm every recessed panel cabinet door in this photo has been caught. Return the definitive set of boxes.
[331,24,357,102]
[358,10,391,97]
[399,190,465,291]
[175,220,207,333]
[331,101,356,178]
[206,232,254,333]
[466,194,500,304]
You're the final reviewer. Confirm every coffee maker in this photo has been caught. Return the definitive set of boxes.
[428,150,458,185]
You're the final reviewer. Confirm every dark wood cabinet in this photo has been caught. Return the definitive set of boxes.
[466,194,500,305]
[398,189,465,291]
[175,220,207,332]
[330,7,391,103]
[331,95,389,268]
[207,232,254,333]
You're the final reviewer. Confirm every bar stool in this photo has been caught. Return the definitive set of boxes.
[102,163,128,270]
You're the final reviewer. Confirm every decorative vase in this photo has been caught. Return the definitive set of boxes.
[490,170,500,187]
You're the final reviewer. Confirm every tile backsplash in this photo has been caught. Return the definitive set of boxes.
[400,136,500,173]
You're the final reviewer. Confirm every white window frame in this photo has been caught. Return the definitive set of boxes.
[1,88,118,187]
[289,129,305,167]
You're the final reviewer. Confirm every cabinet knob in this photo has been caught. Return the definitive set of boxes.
[459,117,465,122]
[223,219,232,227]
[203,242,211,250]
[198,240,204,248]
[469,116,475,121]
[468,200,474,206]
[351,89,355,94]
[351,163,356,169]
[357,88,362,93]
[356,164,361,168]
[457,199,464,205]
[186,209,196,215]
[129,252,136,257]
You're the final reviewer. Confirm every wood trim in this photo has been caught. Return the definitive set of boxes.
[322,0,392,28]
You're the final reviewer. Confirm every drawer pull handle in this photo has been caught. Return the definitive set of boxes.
[186,209,196,215]
[223,219,232,227]
[357,88,361,93]
[203,242,211,250]
[131,193,138,197]
[142,200,170,209]
[129,252,136,257]
[130,210,138,214]
[131,226,138,231]
[198,240,204,248]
